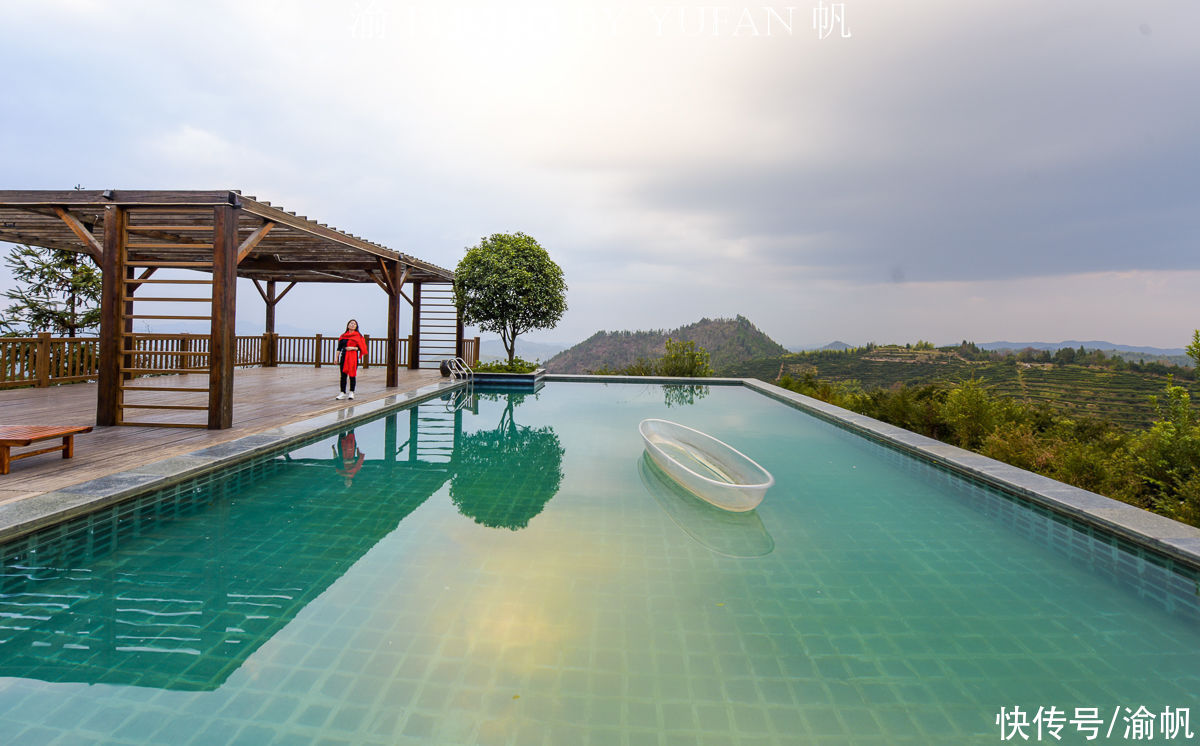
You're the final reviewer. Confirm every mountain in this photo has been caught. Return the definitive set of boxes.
[545,316,788,374]
[478,338,567,363]
[980,340,1185,356]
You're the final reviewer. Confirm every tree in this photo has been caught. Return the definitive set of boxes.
[656,338,713,377]
[1,244,101,336]
[454,232,567,365]
[1187,329,1200,370]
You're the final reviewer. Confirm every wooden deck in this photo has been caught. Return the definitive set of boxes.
[0,366,443,505]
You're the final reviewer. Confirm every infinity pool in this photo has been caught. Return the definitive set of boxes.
[1,382,1197,744]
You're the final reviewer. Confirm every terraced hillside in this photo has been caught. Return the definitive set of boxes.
[725,346,1195,429]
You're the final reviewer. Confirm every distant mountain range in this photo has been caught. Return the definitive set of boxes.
[978,341,1186,356]
[545,316,787,374]
[478,338,568,363]
[792,340,1187,357]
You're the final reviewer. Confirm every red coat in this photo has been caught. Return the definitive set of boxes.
[339,331,367,376]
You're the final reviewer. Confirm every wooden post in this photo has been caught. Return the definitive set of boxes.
[386,261,400,386]
[260,334,271,368]
[409,281,422,369]
[265,279,276,335]
[35,332,51,387]
[96,205,125,426]
[455,317,464,361]
[362,335,370,369]
[208,203,238,429]
[315,334,323,367]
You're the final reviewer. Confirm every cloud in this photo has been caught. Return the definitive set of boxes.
[3,0,1199,349]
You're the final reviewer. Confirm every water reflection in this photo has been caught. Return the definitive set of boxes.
[638,452,775,558]
[450,393,565,531]
[0,392,566,690]
[332,428,365,486]
[662,384,709,408]
[0,422,451,690]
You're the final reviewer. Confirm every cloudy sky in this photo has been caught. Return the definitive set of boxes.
[1,0,1197,349]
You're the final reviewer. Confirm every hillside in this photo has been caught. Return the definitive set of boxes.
[724,344,1196,429]
[546,316,788,374]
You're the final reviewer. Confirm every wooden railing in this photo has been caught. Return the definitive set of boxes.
[0,333,100,388]
[0,333,480,389]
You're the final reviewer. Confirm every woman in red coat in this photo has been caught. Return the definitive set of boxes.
[335,319,367,400]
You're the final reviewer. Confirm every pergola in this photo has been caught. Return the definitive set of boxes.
[0,189,461,429]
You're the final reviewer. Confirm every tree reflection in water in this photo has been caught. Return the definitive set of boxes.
[450,393,565,530]
[662,384,709,408]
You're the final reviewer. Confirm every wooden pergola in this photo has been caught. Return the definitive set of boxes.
[0,189,462,429]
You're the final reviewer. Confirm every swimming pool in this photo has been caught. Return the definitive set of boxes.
[1,382,1197,744]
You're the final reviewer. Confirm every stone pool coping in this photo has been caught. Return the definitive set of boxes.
[547,374,1200,571]
[0,379,465,544]
[4,373,1199,573]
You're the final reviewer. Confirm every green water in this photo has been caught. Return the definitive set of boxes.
[1,382,1197,745]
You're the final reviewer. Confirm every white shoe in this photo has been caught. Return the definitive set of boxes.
[348,392,355,399]
[335,392,346,400]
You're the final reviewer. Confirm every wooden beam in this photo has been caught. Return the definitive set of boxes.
[0,190,236,206]
[274,281,297,303]
[369,273,391,295]
[209,204,239,429]
[395,265,413,305]
[375,257,396,295]
[54,207,103,259]
[236,220,275,263]
[96,206,126,426]
[252,278,270,304]
[126,226,212,245]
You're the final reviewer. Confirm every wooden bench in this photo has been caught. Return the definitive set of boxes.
[0,426,94,475]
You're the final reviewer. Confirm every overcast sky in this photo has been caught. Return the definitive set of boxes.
[2,0,1197,349]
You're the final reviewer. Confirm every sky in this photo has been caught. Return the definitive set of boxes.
[1,0,1198,350]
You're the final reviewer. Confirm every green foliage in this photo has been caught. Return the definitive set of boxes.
[1128,382,1200,522]
[473,356,540,374]
[1,244,101,336]
[657,338,713,377]
[726,342,1195,429]
[454,232,567,365]
[940,379,998,449]
[1187,329,1200,370]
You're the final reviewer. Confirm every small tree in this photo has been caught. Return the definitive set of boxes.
[1,244,101,336]
[1187,329,1200,370]
[454,232,567,366]
[656,338,713,377]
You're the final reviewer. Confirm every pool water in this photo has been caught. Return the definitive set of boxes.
[1,382,1198,745]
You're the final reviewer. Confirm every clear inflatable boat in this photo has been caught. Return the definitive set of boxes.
[638,418,774,512]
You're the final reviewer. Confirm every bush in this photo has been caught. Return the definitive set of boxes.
[474,357,540,374]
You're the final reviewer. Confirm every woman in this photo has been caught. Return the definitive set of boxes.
[335,319,367,400]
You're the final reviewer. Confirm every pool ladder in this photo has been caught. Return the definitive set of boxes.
[444,357,474,413]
